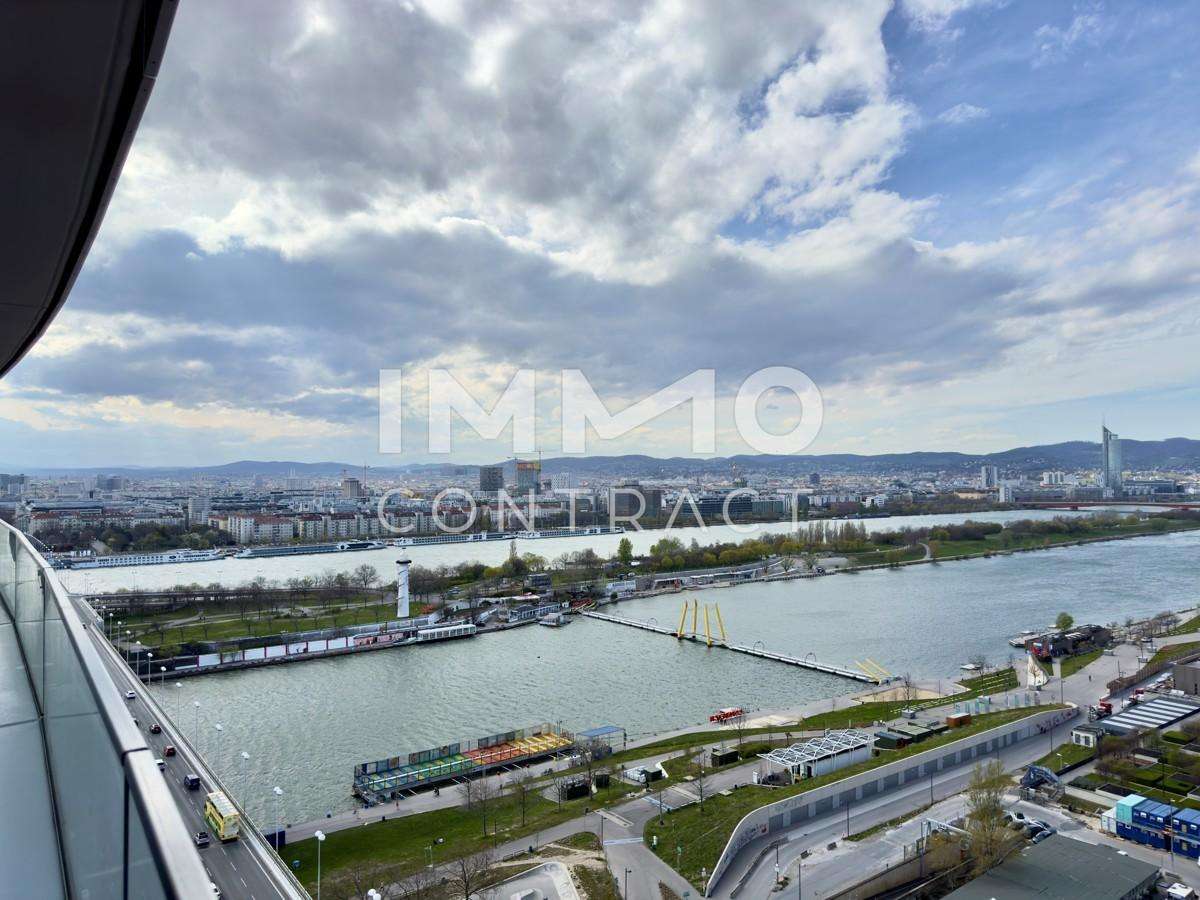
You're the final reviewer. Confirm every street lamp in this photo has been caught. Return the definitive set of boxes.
[624,867,632,899]
[159,665,166,690]
[193,700,201,740]
[314,830,325,900]
[214,723,223,778]
[273,786,284,850]
[175,682,182,719]
[239,751,250,801]
[367,891,380,900]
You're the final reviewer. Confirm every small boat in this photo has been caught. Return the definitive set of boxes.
[709,707,745,724]
[959,663,981,672]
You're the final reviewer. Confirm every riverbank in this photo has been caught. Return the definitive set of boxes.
[113,515,1200,684]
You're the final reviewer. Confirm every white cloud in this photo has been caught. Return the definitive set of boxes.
[1034,7,1107,66]
[900,0,996,33]
[937,102,989,125]
[8,0,1200,464]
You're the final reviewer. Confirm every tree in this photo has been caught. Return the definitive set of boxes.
[446,848,495,900]
[321,861,404,899]
[457,774,499,837]
[507,770,536,826]
[616,537,634,566]
[1055,612,1074,631]
[351,564,379,589]
[964,759,1015,875]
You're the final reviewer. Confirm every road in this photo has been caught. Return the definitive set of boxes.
[81,605,306,900]
[719,729,1066,899]
[724,629,1199,899]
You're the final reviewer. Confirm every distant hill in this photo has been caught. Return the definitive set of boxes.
[7,437,1200,478]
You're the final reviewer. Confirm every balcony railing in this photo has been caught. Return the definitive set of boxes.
[0,519,211,898]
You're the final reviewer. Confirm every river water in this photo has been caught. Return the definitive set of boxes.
[134,514,1198,825]
[65,509,1083,593]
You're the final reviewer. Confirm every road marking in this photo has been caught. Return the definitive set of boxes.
[597,809,633,828]
[604,837,644,845]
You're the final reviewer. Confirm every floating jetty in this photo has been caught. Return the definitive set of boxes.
[581,608,882,684]
[353,722,574,805]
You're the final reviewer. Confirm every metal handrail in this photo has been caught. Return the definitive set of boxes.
[1,519,211,898]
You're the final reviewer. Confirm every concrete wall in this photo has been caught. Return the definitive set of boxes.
[705,705,1077,895]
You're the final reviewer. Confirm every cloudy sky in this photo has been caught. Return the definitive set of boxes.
[3,0,1200,467]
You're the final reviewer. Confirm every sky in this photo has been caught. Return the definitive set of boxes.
[3,0,1200,468]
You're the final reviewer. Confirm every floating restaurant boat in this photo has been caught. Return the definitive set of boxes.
[234,540,384,559]
[538,612,570,627]
[1008,629,1038,648]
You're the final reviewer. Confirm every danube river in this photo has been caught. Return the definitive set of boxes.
[144,522,1200,825]
[66,509,1083,593]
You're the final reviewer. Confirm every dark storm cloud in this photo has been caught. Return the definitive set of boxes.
[19,222,1029,418]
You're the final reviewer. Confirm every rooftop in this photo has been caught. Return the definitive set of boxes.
[945,834,1158,900]
[759,729,873,769]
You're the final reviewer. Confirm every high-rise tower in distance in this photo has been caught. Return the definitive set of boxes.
[1101,425,1123,493]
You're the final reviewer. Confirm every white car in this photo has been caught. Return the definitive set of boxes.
[210,883,222,898]
[124,691,135,700]
[155,758,165,770]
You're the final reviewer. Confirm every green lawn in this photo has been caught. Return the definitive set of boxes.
[124,600,411,654]
[644,706,1061,890]
[1170,614,1200,636]
[928,519,1200,562]
[286,777,638,888]
[843,546,927,567]
[1060,649,1103,679]
[1034,742,1094,773]
[1150,642,1200,666]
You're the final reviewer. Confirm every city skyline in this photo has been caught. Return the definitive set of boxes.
[3,1,1200,467]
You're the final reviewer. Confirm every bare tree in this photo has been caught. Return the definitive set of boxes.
[321,861,403,900]
[578,742,598,787]
[353,563,380,590]
[507,770,536,826]
[447,848,495,900]
[901,673,916,704]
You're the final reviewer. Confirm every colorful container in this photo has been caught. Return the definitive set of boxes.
[1115,793,1147,825]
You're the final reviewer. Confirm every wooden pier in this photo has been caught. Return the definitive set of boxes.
[580,611,881,683]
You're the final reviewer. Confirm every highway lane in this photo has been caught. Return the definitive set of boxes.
[82,611,304,900]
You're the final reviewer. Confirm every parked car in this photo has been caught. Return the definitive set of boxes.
[163,745,176,757]
[1031,829,1054,844]
[194,831,211,848]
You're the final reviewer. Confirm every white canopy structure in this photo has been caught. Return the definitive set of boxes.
[759,730,875,782]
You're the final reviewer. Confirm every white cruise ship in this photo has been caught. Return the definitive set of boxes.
[390,526,623,548]
[66,549,224,569]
